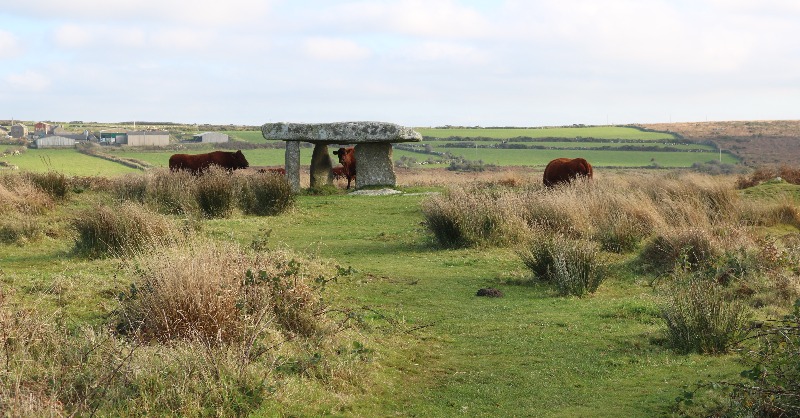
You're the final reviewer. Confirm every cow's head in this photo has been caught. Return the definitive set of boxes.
[333,147,354,164]
[232,150,250,169]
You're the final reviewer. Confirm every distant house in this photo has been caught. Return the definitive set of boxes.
[35,135,76,148]
[34,122,54,136]
[123,130,170,147]
[194,132,229,143]
[10,123,28,139]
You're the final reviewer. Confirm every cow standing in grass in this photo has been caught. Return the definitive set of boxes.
[333,147,356,189]
[543,158,593,187]
[169,150,249,174]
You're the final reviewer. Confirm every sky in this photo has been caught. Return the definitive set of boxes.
[1,0,799,127]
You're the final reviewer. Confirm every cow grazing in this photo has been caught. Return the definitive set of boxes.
[332,147,356,189]
[168,150,249,174]
[543,158,593,187]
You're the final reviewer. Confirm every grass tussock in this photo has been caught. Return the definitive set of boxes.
[0,174,55,215]
[1,240,366,416]
[518,234,607,296]
[239,172,296,216]
[72,202,180,258]
[111,168,295,218]
[118,241,332,342]
[422,186,528,247]
[23,170,70,201]
[659,273,752,354]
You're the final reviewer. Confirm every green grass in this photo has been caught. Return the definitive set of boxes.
[416,126,677,141]
[421,140,714,151]
[0,149,139,176]
[0,180,756,416]
[223,130,274,144]
[430,148,737,167]
[200,193,743,417]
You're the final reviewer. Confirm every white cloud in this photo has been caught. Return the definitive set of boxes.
[324,0,492,39]
[402,41,489,64]
[6,71,51,92]
[0,30,22,58]
[7,0,277,25]
[54,24,219,52]
[303,37,371,61]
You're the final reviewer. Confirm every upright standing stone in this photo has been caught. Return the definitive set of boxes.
[355,143,395,188]
[285,141,300,191]
[310,144,333,188]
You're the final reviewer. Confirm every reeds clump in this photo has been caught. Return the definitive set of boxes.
[238,172,295,216]
[72,202,179,258]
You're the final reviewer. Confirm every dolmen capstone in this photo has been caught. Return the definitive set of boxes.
[261,121,422,190]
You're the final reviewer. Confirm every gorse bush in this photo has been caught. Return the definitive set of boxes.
[659,273,751,354]
[72,202,179,258]
[239,172,295,216]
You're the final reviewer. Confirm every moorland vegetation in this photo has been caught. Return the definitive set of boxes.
[1,164,799,416]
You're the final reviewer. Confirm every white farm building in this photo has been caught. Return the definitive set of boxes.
[121,131,170,147]
[34,136,76,148]
[194,132,229,143]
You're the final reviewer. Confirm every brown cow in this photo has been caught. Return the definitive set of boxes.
[169,150,249,174]
[332,147,356,189]
[543,158,593,187]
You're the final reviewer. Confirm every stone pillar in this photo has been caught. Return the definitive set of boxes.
[285,141,300,191]
[310,143,333,188]
[355,143,395,188]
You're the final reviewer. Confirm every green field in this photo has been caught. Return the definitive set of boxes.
[421,140,714,151]
[416,126,677,140]
[435,148,736,167]
[0,149,139,176]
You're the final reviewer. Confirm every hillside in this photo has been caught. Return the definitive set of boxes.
[639,120,800,166]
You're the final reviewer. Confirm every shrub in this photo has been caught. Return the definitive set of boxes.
[518,234,607,296]
[72,202,179,258]
[239,172,295,216]
[659,274,751,354]
[195,167,237,218]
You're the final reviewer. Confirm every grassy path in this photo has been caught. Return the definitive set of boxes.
[206,194,741,416]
